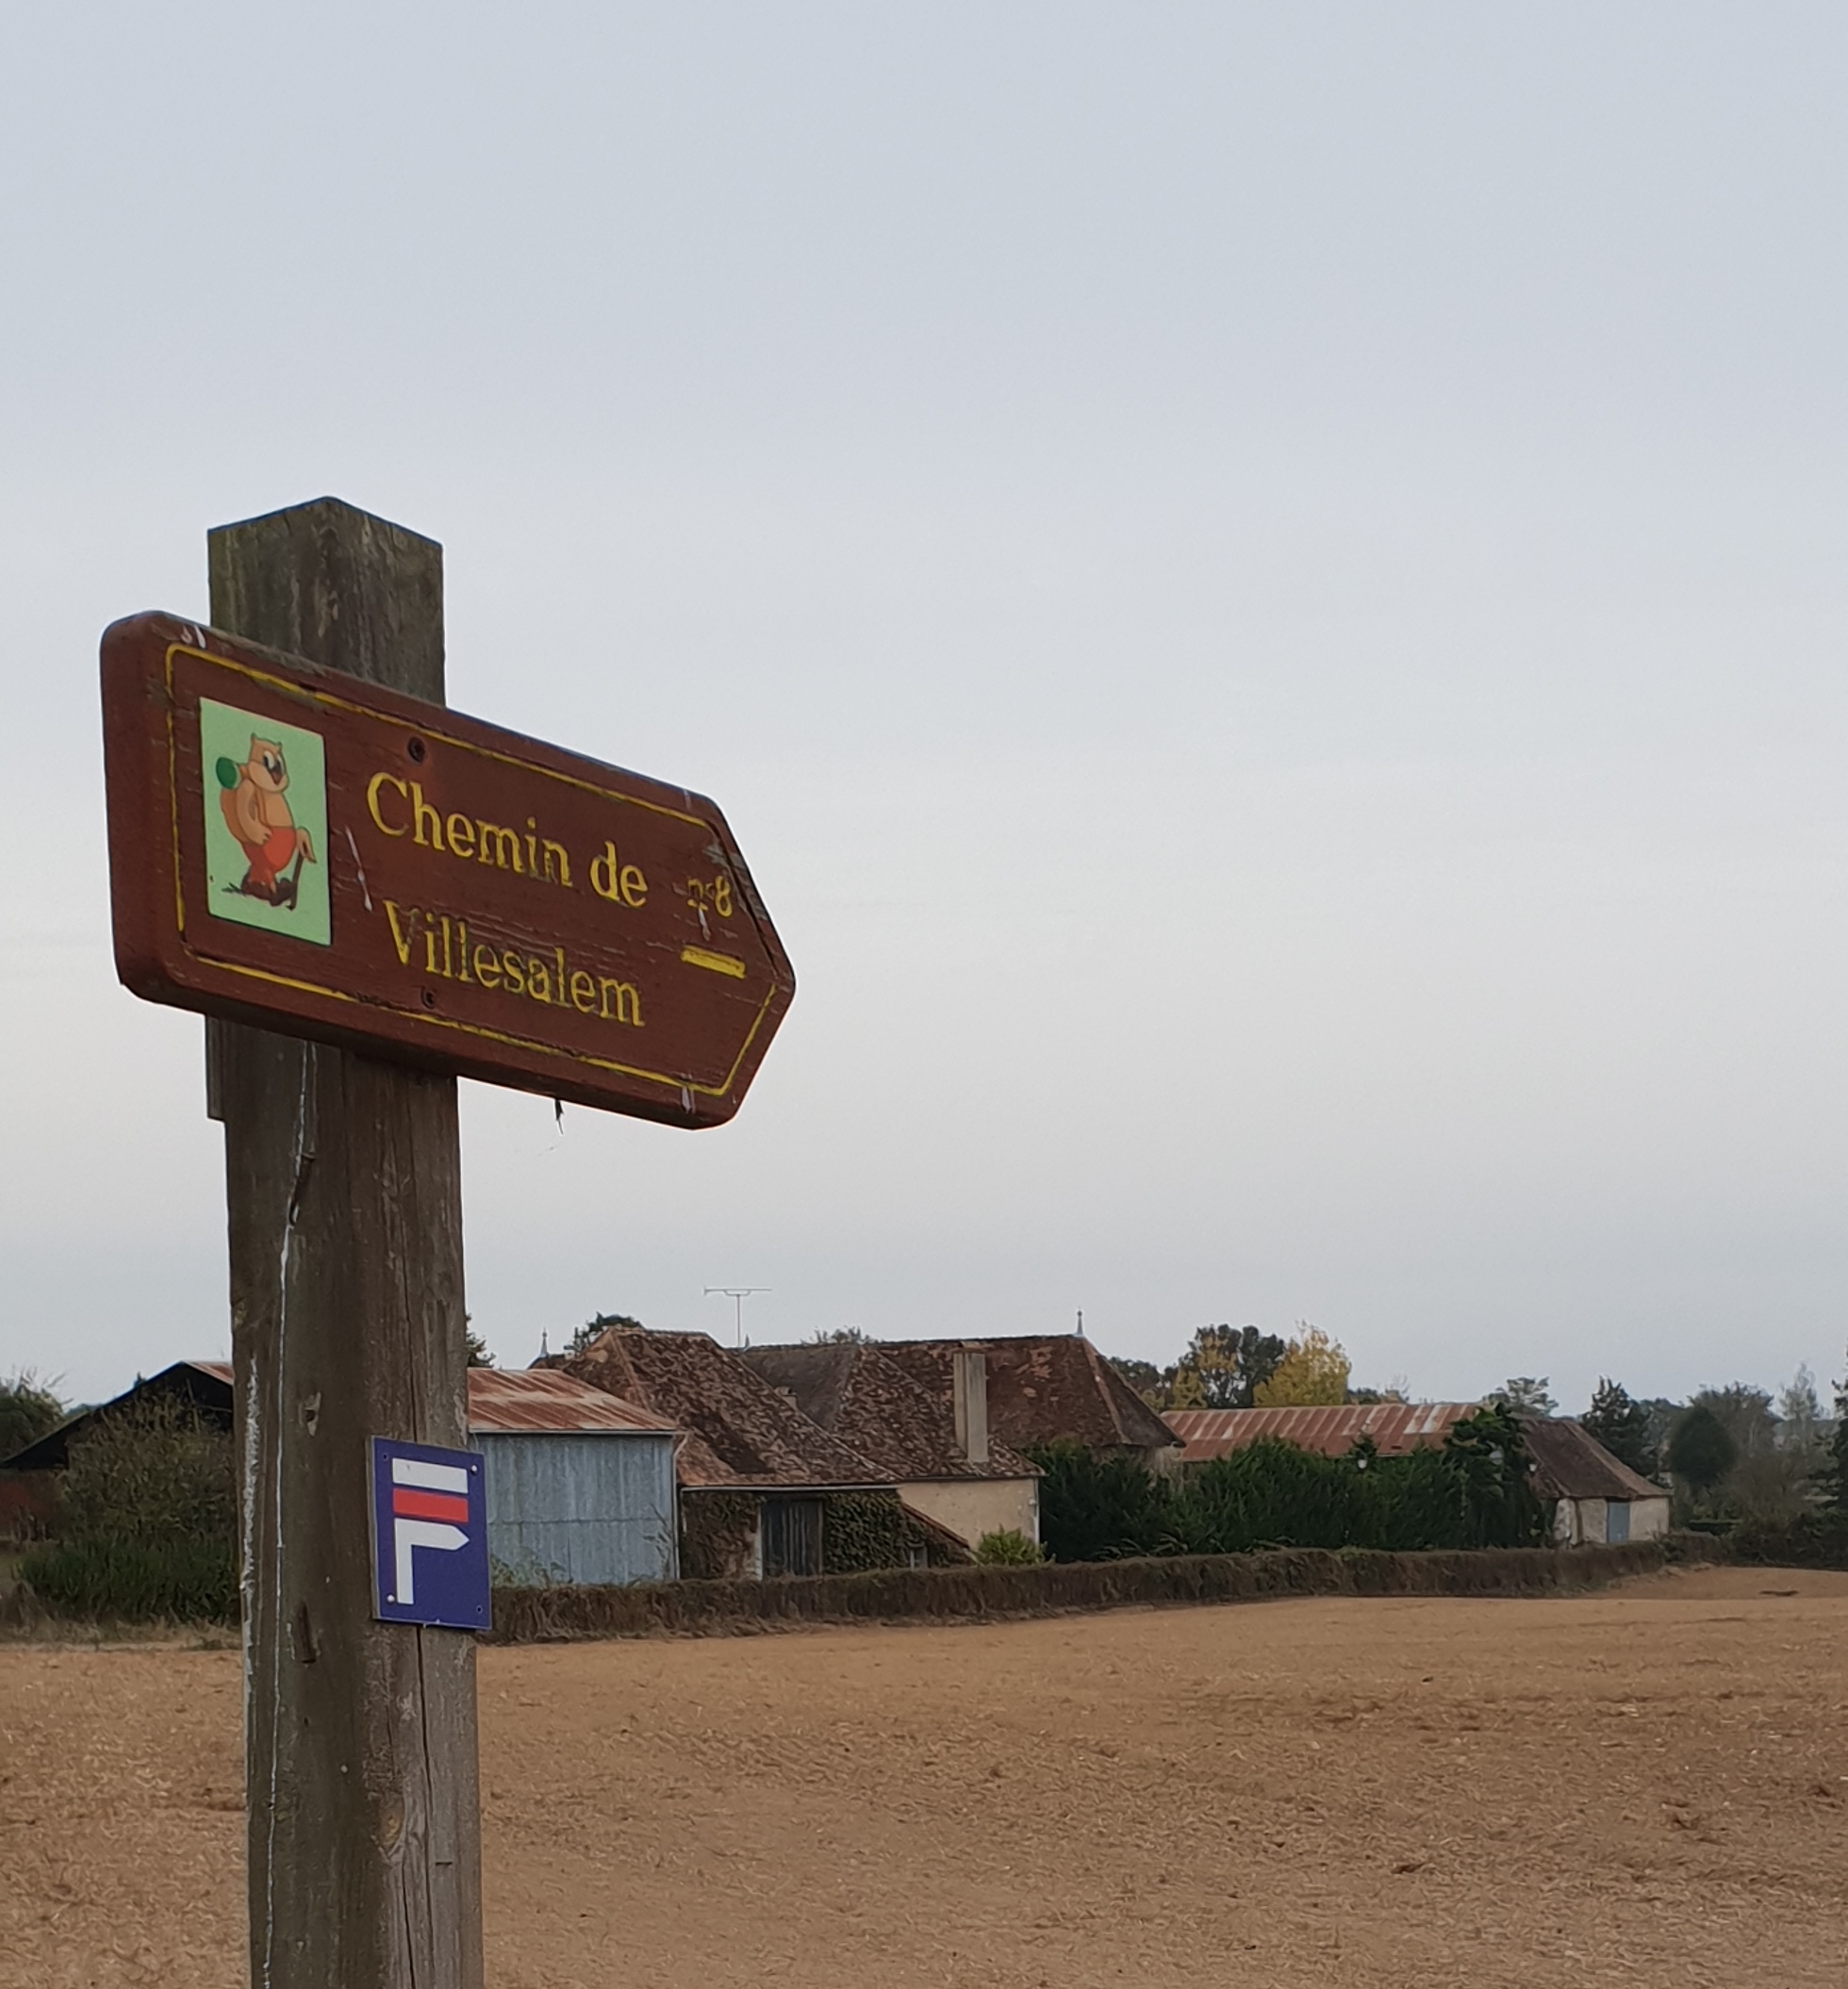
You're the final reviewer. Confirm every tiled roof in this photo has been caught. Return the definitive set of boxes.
[564,1329,895,1489]
[1520,1418,1666,1503]
[739,1343,1038,1482]
[878,1336,1180,1456]
[1164,1404,1481,1462]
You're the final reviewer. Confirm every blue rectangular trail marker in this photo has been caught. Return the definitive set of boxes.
[370,1437,490,1632]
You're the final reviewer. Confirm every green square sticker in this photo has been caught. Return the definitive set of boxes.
[199,699,331,946]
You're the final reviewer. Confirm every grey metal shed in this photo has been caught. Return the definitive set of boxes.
[468,1369,680,1586]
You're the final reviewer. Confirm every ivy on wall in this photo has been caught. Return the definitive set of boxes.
[820,1490,919,1574]
[679,1491,760,1580]
[680,1488,969,1580]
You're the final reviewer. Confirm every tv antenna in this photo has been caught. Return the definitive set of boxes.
[705,1286,770,1347]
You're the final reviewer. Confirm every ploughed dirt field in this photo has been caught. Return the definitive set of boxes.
[3,1565,1846,1988]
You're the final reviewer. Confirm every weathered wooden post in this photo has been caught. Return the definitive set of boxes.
[99,493,795,1989]
[210,500,480,1989]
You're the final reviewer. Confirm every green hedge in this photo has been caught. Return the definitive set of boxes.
[489,1537,1717,1643]
[18,1537,237,1623]
[1730,1512,1848,1569]
[1032,1405,1547,1562]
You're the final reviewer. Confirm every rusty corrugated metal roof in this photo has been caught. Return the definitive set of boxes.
[467,1368,674,1435]
[0,1359,672,1472]
[200,1361,672,1438]
[1163,1403,1483,1462]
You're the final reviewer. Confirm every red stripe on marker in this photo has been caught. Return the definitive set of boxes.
[392,1488,470,1523]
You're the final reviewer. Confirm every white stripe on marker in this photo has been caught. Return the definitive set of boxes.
[391,1458,470,1494]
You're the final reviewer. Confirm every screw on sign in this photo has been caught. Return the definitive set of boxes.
[97,497,798,1989]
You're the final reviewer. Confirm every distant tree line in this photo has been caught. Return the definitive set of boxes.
[1581,1370,1840,1526]
[0,1371,65,1459]
[1110,1323,1367,1410]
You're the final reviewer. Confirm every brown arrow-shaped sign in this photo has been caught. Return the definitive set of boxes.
[102,612,795,1126]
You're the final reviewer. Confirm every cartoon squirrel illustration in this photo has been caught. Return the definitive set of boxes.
[216,735,316,908]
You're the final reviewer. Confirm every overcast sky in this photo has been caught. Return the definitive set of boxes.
[4,4,1845,1412]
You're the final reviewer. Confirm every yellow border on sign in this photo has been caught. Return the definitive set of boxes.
[163,640,780,1102]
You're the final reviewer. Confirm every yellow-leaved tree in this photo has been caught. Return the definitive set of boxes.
[1251,1324,1350,1406]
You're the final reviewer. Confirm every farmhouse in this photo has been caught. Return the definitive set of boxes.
[740,1340,1041,1548]
[564,1325,955,1577]
[1164,1403,1672,1545]
[878,1333,1183,1474]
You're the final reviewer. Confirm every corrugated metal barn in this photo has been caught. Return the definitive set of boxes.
[468,1369,681,1586]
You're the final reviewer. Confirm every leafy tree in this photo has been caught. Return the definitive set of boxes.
[1690,1369,1831,1522]
[1582,1379,1654,1476]
[1439,1405,1549,1549]
[60,1396,235,1546]
[1682,1383,1808,1521]
[1252,1325,1349,1407]
[1634,1397,1682,1471]
[809,1327,870,1344]
[1717,1368,1830,1522]
[1107,1356,1164,1405]
[1691,1384,1776,1457]
[1818,1352,1848,1512]
[464,1330,495,1369]
[0,1371,65,1461]
[1723,1446,1813,1524]
[1777,1368,1824,1462]
[23,1398,236,1622]
[1493,1376,1558,1417]
[1667,1404,1738,1507]
[1167,1325,1287,1410]
[568,1312,644,1357]
[1028,1440,1177,1561]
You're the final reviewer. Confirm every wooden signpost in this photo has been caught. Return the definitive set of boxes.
[98,498,796,1989]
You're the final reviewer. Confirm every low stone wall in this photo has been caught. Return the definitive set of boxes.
[488,1534,1724,1644]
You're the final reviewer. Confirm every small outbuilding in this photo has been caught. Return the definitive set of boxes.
[2,1359,685,1586]
[1518,1418,1671,1546]
[467,1368,681,1586]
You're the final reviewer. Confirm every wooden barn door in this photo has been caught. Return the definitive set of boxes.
[760,1497,824,1577]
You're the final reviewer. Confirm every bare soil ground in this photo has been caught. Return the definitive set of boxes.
[2,1565,1845,1988]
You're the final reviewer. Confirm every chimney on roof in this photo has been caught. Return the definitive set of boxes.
[952,1348,989,1466]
